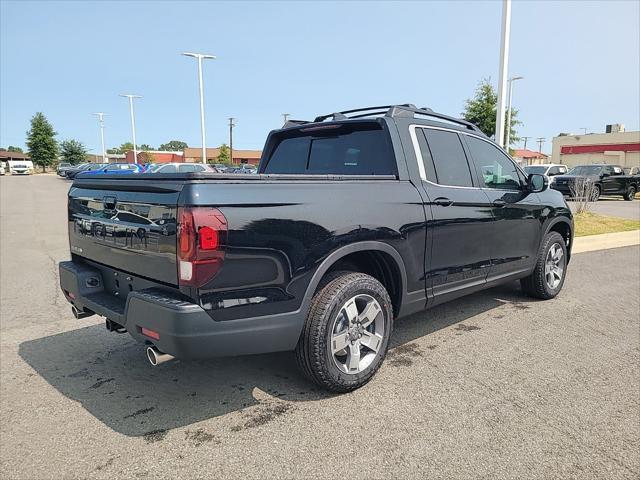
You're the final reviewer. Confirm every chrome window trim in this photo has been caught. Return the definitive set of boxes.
[409,124,525,193]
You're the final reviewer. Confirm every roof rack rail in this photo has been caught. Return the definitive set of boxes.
[385,105,483,134]
[313,104,416,123]
[312,104,483,134]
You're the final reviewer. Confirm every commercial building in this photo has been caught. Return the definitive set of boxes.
[124,150,184,164]
[0,151,30,162]
[512,149,549,166]
[86,153,126,163]
[551,126,640,168]
[183,147,262,165]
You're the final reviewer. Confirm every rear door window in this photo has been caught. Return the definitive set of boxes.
[421,129,474,187]
[263,123,396,175]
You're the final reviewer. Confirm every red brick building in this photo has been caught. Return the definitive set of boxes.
[124,150,184,164]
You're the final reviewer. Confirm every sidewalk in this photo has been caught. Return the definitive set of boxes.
[572,229,640,254]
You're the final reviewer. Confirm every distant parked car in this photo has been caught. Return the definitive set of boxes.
[0,161,6,175]
[81,163,145,175]
[65,163,107,179]
[7,160,34,175]
[524,164,568,184]
[231,164,258,174]
[552,164,638,201]
[57,162,73,177]
[146,163,217,174]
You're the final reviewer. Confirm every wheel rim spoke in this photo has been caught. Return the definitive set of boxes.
[331,332,349,354]
[343,299,359,326]
[360,331,382,353]
[359,300,381,328]
[347,343,361,372]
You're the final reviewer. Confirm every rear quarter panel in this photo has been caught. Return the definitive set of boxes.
[181,180,426,321]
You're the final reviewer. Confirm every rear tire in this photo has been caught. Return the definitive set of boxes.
[521,231,567,300]
[295,272,393,393]
[623,186,636,201]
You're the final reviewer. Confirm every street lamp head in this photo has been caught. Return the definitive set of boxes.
[119,94,142,99]
[182,52,216,60]
[510,75,524,81]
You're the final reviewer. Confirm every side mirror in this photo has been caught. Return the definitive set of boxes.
[601,172,610,177]
[528,173,548,193]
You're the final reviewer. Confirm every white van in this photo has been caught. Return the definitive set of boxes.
[0,161,6,175]
[7,160,34,175]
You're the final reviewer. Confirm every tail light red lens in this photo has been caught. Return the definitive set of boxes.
[177,207,227,287]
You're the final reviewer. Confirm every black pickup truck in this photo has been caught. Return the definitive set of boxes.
[59,104,573,392]
[552,164,638,201]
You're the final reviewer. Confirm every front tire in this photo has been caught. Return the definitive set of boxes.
[521,231,568,300]
[591,185,601,202]
[623,186,636,201]
[295,272,393,393]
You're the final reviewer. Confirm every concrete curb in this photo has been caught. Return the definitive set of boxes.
[573,230,640,254]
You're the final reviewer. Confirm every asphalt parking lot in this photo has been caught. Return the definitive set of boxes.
[568,196,640,220]
[1,174,639,479]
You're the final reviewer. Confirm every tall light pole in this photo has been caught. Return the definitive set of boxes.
[505,75,523,150]
[495,0,512,148]
[92,112,107,163]
[282,113,290,125]
[228,117,235,164]
[183,52,216,164]
[119,94,141,163]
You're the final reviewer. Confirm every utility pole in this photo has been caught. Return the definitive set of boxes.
[92,112,107,163]
[183,52,216,163]
[521,136,531,150]
[495,0,512,147]
[119,94,141,163]
[580,127,588,135]
[228,117,235,164]
[537,137,545,153]
[282,113,290,124]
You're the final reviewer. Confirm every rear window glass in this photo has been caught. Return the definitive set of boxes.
[422,129,474,187]
[263,123,396,176]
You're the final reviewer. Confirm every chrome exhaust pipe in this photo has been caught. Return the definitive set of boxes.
[146,346,174,366]
[71,305,94,319]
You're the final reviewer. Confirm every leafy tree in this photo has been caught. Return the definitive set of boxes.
[216,143,230,164]
[107,142,134,154]
[26,112,58,172]
[462,78,521,146]
[139,144,154,151]
[159,140,188,151]
[7,146,23,153]
[59,139,88,165]
[0,148,5,151]
[139,151,155,164]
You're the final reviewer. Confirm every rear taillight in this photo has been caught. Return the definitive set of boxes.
[177,207,227,287]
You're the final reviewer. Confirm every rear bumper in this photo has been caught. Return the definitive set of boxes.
[59,260,304,359]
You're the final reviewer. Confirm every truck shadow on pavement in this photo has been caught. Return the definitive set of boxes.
[19,282,532,438]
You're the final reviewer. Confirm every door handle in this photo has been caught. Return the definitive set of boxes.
[492,199,507,207]
[433,197,453,207]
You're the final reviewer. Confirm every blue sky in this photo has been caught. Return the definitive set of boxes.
[1,0,638,154]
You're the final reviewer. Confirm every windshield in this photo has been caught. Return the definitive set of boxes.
[568,165,602,176]
[524,166,547,175]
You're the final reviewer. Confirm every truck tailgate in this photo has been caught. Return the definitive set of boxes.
[68,182,181,285]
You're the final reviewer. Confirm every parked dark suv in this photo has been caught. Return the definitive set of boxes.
[59,104,573,392]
